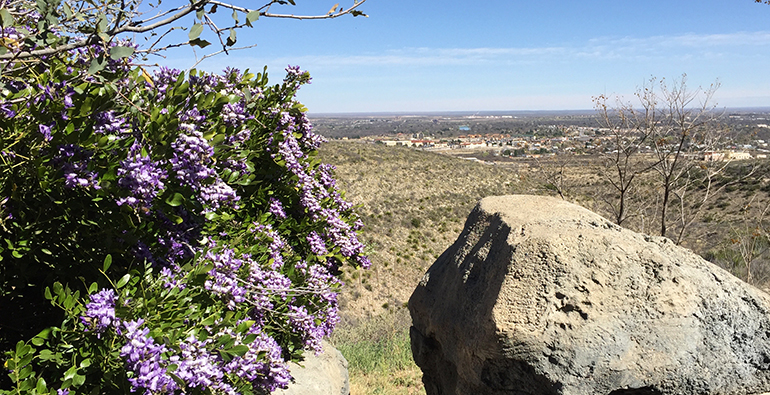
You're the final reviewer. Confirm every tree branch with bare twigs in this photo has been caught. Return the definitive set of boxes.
[0,0,367,66]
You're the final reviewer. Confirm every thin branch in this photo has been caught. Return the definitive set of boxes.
[0,1,206,60]
[208,0,368,20]
[189,43,258,69]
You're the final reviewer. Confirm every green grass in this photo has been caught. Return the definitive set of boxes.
[331,309,425,395]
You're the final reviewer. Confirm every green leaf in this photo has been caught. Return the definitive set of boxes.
[38,349,54,361]
[189,23,203,40]
[62,2,73,18]
[166,193,185,207]
[0,9,14,28]
[167,213,184,225]
[109,46,134,61]
[246,10,260,23]
[211,134,226,145]
[226,29,236,46]
[44,287,52,301]
[40,248,52,255]
[116,274,130,289]
[189,38,211,48]
[96,15,108,32]
[88,57,107,74]
[63,366,79,381]
[200,313,218,327]
[36,377,47,394]
[236,320,255,333]
[231,9,239,24]
[103,254,112,272]
[228,345,249,357]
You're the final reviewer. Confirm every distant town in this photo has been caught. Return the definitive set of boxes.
[310,109,770,164]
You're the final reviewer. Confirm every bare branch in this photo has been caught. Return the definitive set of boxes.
[208,0,368,20]
[189,43,258,69]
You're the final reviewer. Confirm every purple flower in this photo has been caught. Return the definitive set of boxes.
[306,231,328,255]
[222,101,250,127]
[38,124,52,141]
[117,142,167,208]
[204,248,248,309]
[54,144,100,190]
[268,198,287,219]
[94,110,130,135]
[222,328,291,392]
[120,319,178,394]
[288,305,325,353]
[251,223,286,269]
[0,103,15,118]
[81,289,117,335]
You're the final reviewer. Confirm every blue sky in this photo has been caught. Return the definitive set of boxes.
[154,1,770,113]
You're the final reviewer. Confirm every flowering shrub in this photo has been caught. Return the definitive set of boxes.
[0,6,369,394]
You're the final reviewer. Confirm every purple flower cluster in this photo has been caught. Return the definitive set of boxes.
[151,67,183,101]
[204,248,248,310]
[120,319,178,394]
[306,231,328,255]
[168,328,290,394]
[287,305,325,352]
[94,110,130,135]
[247,261,293,314]
[268,198,287,219]
[53,144,100,190]
[222,102,250,127]
[251,223,286,270]
[168,336,225,390]
[267,113,369,268]
[222,328,291,392]
[170,129,239,210]
[117,142,167,208]
[81,289,117,336]
[38,124,52,141]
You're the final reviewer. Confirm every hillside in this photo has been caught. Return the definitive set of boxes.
[319,141,537,320]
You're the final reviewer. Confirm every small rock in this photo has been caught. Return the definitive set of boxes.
[275,340,350,395]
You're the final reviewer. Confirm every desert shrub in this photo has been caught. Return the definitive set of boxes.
[0,3,369,395]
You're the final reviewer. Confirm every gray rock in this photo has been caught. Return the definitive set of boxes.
[409,195,770,395]
[275,340,350,395]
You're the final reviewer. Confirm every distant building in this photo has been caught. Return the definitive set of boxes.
[702,151,753,161]
[726,151,753,161]
[703,151,725,162]
[459,126,471,131]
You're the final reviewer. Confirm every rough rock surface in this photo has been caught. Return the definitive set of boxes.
[409,195,770,395]
[275,340,349,395]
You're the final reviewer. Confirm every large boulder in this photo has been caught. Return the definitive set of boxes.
[409,195,770,395]
[275,340,350,395]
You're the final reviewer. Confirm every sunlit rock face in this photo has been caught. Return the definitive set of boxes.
[409,195,770,395]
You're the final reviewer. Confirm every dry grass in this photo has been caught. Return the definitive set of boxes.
[319,141,537,320]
